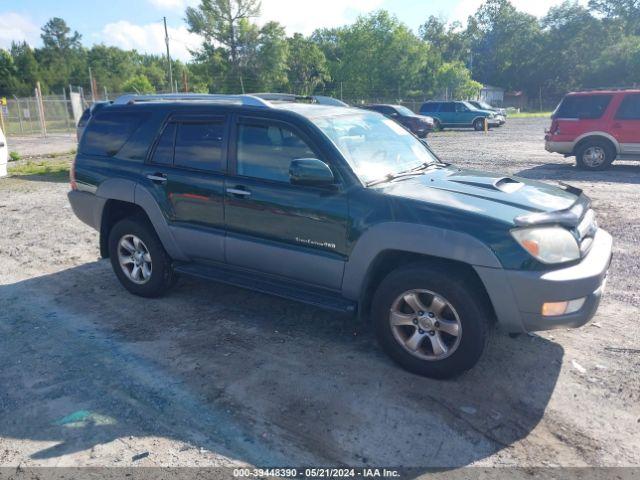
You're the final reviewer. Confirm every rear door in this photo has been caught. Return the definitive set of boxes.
[142,113,228,262]
[224,115,349,290]
[439,102,455,125]
[613,93,640,155]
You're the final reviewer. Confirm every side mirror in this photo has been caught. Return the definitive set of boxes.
[289,158,335,187]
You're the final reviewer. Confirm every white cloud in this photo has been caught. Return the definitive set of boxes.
[0,12,39,49]
[145,0,384,35]
[452,0,588,24]
[100,20,202,61]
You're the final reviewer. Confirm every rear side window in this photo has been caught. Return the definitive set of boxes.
[174,122,224,172]
[615,94,640,120]
[421,102,439,112]
[81,112,148,157]
[554,95,612,119]
[440,103,455,113]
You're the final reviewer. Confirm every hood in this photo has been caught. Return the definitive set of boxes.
[375,165,578,225]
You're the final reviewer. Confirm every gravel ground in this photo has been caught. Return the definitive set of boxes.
[6,133,77,158]
[0,118,638,473]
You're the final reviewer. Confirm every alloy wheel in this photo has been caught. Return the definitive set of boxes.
[117,234,152,285]
[389,289,462,361]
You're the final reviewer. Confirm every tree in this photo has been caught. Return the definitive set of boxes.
[286,33,330,95]
[122,75,155,94]
[41,17,82,51]
[10,42,39,96]
[186,0,261,90]
[37,17,86,93]
[419,16,469,64]
[0,50,17,96]
[435,61,482,99]
[589,0,640,33]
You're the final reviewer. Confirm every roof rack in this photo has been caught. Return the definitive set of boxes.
[252,93,349,107]
[578,85,639,92]
[113,93,271,108]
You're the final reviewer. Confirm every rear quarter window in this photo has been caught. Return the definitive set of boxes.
[420,103,439,113]
[554,95,612,120]
[80,111,149,157]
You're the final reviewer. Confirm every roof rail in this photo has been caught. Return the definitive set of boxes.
[578,85,639,92]
[113,93,271,108]
[252,92,349,107]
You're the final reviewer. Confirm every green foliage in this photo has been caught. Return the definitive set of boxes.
[9,151,21,162]
[287,33,330,95]
[122,75,155,94]
[435,61,483,99]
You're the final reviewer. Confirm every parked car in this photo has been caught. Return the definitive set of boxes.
[420,101,501,131]
[545,88,640,170]
[68,93,612,378]
[0,127,7,178]
[360,104,434,137]
[467,100,507,125]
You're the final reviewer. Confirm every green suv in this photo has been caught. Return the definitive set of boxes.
[68,94,612,378]
[420,100,501,130]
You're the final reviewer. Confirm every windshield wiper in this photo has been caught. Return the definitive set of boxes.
[365,162,439,187]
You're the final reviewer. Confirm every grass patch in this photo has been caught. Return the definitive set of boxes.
[8,159,70,180]
[9,151,21,162]
[509,111,552,119]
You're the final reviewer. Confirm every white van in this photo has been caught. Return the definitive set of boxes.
[0,127,7,177]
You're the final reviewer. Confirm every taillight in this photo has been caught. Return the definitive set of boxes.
[550,120,560,135]
[70,157,77,190]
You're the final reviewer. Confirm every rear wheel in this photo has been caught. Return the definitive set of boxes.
[372,263,489,379]
[108,217,176,298]
[576,140,615,170]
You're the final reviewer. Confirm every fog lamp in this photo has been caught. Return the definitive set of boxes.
[542,297,586,317]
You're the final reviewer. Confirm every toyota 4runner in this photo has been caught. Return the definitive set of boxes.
[69,94,612,378]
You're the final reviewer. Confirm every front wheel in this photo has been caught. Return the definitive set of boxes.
[473,118,486,131]
[372,264,489,379]
[108,217,176,298]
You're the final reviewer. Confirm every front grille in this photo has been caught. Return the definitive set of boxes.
[576,209,597,256]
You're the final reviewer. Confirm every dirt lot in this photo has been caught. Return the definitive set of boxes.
[0,119,639,473]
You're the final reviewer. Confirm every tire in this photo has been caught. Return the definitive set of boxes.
[473,118,485,131]
[108,216,176,298]
[371,263,490,379]
[433,119,442,131]
[575,140,615,170]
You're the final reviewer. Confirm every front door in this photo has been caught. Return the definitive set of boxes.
[613,93,640,155]
[224,116,349,290]
[142,114,228,262]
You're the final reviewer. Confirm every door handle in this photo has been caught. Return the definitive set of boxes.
[146,173,167,184]
[227,187,251,197]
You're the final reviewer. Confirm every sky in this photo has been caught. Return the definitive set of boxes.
[0,0,582,61]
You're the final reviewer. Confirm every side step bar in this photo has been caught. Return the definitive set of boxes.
[173,262,357,314]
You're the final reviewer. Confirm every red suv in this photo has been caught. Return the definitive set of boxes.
[545,89,640,170]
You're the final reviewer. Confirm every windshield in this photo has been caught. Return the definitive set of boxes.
[311,112,438,184]
[394,105,415,116]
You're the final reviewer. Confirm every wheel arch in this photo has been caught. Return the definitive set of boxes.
[342,222,501,320]
[573,132,620,155]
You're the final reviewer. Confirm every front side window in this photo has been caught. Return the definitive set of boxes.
[81,111,148,157]
[615,94,640,120]
[237,123,316,183]
[174,122,224,172]
[311,111,438,184]
[554,95,612,119]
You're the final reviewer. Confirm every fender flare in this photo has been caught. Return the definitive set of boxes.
[341,222,502,301]
[574,131,621,154]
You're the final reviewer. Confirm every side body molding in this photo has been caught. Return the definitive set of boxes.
[341,222,502,300]
[134,184,189,262]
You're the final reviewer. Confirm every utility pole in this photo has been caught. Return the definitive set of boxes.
[88,66,96,102]
[163,17,174,93]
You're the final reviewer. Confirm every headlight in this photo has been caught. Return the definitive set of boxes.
[488,113,495,118]
[511,226,580,264]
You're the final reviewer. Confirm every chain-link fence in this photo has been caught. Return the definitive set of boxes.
[0,94,80,137]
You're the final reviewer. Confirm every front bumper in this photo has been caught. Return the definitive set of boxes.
[475,228,612,333]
